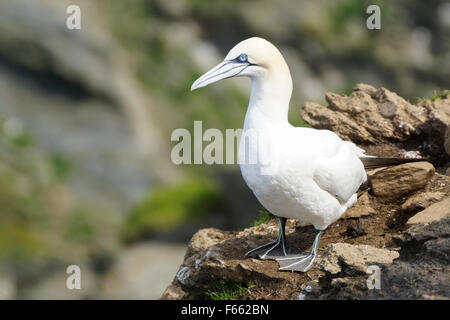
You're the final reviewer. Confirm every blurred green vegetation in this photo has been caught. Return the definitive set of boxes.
[251,208,272,227]
[107,0,251,135]
[64,209,96,244]
[50,153,73,181]
[0,115,117,265]
[106,0,450,136]
[123,176,223,241]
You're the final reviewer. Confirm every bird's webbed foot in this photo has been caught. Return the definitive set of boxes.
[276,252,317,272]
[245,238,296,260]
[246,217,297,260]
[276,229,324,272]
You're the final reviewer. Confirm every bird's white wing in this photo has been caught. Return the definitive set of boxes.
[290,127,367,203]
[293,127,367,155]
[312,141,367,204]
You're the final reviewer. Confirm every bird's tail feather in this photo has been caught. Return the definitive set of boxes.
[360,156,426,169]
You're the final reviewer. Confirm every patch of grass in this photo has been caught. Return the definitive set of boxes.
[430,89,450,102]
[413,96,425,104]
[415,89,450,104]
[252,208,271,227]
[204,280,254,300]
[122,176,223,241]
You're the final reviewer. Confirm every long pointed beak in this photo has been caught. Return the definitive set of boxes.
[191,60,249,91]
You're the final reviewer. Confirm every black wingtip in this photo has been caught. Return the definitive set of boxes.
[360,157,429,169]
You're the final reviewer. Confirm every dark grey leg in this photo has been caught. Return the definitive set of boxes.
[276,229,324,272]
[246,217,295,260]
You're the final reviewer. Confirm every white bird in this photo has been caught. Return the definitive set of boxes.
[191,37,419,272]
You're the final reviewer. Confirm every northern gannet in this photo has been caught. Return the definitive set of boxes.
[191,37,418,272]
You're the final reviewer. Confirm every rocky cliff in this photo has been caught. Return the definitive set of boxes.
[162,85,450,300]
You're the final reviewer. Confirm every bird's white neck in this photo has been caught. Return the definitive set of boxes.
[245,66,293,129]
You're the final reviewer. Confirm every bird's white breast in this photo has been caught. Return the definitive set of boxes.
[239,107,366,230]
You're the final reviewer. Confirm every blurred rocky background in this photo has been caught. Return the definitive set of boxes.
[0,0,448,299]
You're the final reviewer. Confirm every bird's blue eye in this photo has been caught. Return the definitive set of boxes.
[238,54,248,63]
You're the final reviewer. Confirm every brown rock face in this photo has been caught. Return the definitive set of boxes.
[300,84,450,165]
[301,84,428,144]
[370,162,435,199]
[317,243,399,274]
[445,126,450,156]
[162,209,450,300]
[407,198,450,225]
[186,228,231,257]
[401,191,446,213]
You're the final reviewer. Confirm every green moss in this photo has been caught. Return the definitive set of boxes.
[252,208,271,227]
[65,209,96,243]
[204,280,254,300]
[123,177,223,241]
